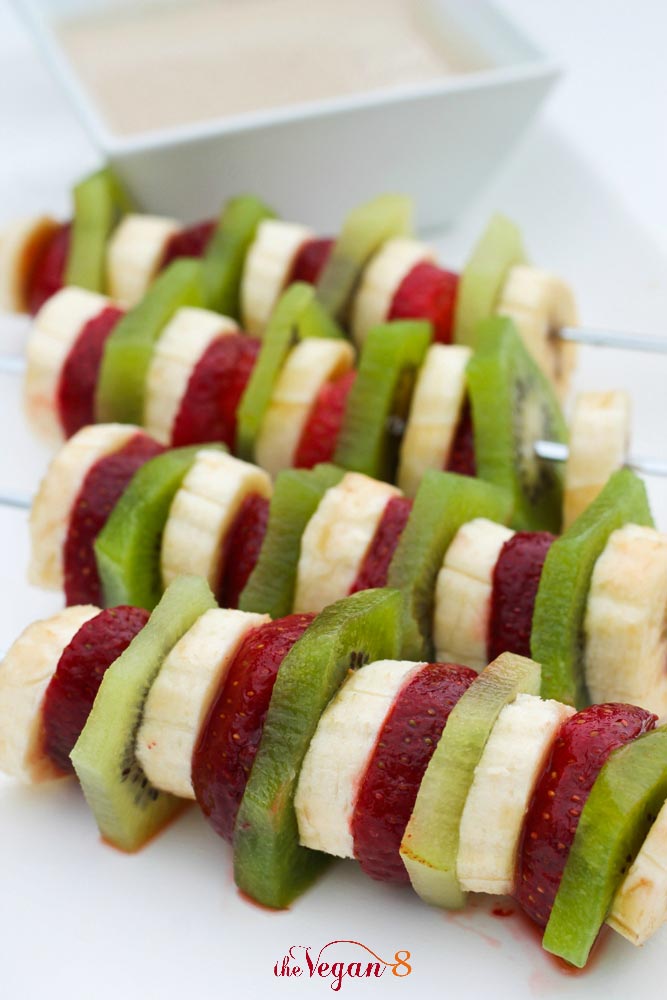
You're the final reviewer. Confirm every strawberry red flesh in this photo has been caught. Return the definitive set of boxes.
[516,703,657,927]
[389,262,459,344]
[26,223,72,316]
[159,219,217,270]
[445,397,476,477]
[350,496,413,593]
[42,605,149,774]
[293,369,357,468]
[192,613,315,842]
[63,433,164,606]
[352,661,477,882]
[288,237,334,285]
[488,532,556,661]
[171,333,260,450]
[216,493,270,609]
[57,305,124,438]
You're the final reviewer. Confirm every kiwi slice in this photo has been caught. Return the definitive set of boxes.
[333,320,431,481]
[96,258,204,424]
[233,587,403,908]
[316,194,413,320]
[543,725,667,967]
[466,316,567,533]
[202,195,275,315]
[95,445,219,610]
[70,575,216,851]
[401,652,541,908]
[454,213,526,348]
[65,167,133,293]
[235,283,343,461]
[531,467,653,707]
[239,463,344,618]
[388,470,513,660]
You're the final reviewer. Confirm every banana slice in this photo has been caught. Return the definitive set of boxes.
[241,219,312,335]
[350,237,435,347]
[143,306,239,444]
[24,286,111,444]
[295,659,422,857]
[497,264,578,399]
[293,472,401,614]
[584,524,667,715]
[160,449,272,591]
[254,337,355,477]
[433,518,515,671]
[29,423,141,590]
[0,215,61,313]
[457,693,575,894]
[397,344,472,498]
[608,798,667,946]
[136,607,269,798]
[107,213,180,308]
[563,390,630,529]
[0,605,100,782]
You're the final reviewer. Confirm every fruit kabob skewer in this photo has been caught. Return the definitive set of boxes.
[1,578,667,970]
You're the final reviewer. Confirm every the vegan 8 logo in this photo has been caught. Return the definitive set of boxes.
[274,940,412,991]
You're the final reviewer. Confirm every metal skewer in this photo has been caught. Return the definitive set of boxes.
[534,440,667,478]
[0,491,32,510]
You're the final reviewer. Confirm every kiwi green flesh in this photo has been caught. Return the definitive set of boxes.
[543,726,667,968]
[333,320,431,482]
[235,282,345,461]
[202,195,275,315]
[65,167,132,293]
[315,193,413,320]
[388,470,513,660]
[400,652,541,909]
[95,258,204,425]
[95,445,222,610]
[239,464,344,618]
[466,316,567,533]
[70,575,217,852]
[233,587,403,908]
[531,467,653,707]
[454,213,526,348]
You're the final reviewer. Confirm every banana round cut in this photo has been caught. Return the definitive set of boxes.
[29,422,141,590]
[25,286,111,444]
[457,693,574,894]
[564,390,630,529]
[136,607,269,798]
[143,306,239,445]
[584,523,667,716]
[0,215,61,313]
[397,343,472,498]
[609,798,667,946]
[107,213,180,308]
[293,471,401,614]
[0,605,100,782]
[295,658,422,858]
[433,518,515,671]
[241,219,312,335]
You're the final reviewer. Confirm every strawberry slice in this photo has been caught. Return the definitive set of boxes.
[26,223,71,316]
[516,703,657,926]
[389,262,459,344]
[445,397,476,476]
[192,614,315,842]
[288,237,334,285]
[63,433,164,606]
[350,496,413,593]
[351,661,477,882]
[159,219,217,270]
[42,605,149,774]
[57,306,124,438]
[488,531,555,661]
[217,492,270,609]
[293,369,357,468]
[171,333,260,449]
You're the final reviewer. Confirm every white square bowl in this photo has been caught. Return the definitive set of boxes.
[15,0,558,229]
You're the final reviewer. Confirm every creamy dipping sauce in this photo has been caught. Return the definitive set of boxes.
[57,0,485,136]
